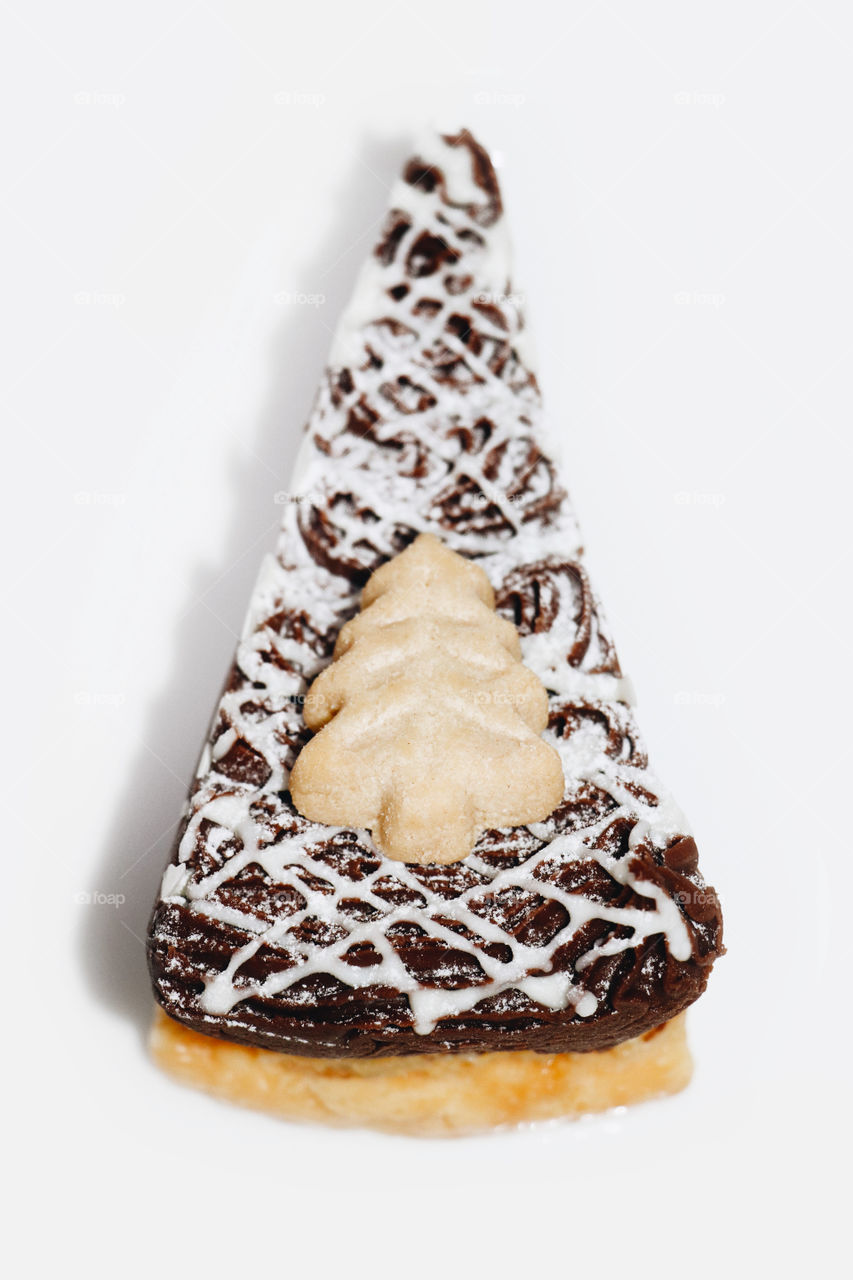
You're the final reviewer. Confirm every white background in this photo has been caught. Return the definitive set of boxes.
[3,1,849,1275]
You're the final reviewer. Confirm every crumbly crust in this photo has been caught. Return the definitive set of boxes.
[150,1008,691,1136]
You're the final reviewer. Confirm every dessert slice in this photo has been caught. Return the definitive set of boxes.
[147,129,723,1134]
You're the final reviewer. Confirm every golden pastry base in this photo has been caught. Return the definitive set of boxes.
[150,1008,691,1136]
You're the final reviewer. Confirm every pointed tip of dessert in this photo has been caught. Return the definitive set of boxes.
[421,117,477,143]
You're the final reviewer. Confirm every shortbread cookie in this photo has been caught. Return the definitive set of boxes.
[147,130,723,1122]
[151,1007,691,1136]
[290,533,564,863]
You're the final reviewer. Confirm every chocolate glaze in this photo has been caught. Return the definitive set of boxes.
[147,129,724,1058]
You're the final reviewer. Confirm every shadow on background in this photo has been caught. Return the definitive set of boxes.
[80,134,408,1041]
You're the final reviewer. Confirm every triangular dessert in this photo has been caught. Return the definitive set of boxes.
[148,129,723,1134]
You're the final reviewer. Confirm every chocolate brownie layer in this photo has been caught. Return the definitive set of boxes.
[147,130,723,1058]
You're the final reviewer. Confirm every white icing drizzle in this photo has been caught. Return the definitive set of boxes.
[156,130,702,1037]
[189,796,693,1033]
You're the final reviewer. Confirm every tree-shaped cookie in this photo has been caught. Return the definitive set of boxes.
[289,533,564,864]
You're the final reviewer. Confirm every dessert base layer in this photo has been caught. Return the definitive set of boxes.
[150,1007,691,1136]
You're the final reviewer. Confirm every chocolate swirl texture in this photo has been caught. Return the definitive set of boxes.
[147,129,723,1057]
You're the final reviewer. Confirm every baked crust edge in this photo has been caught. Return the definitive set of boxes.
[150,1007,692,1136]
